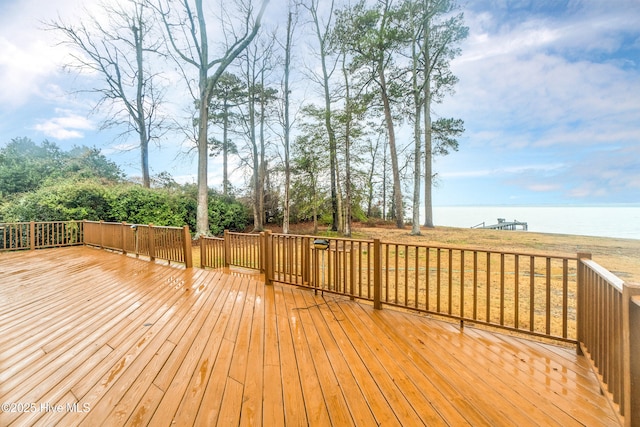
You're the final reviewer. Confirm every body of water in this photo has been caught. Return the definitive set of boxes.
[432,206,640,240]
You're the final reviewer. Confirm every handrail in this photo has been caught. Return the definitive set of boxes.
[217,229,637,425]
[578,255,640,426]
[200,236,225,269]
[239,232,576,341]
[0,221,84,251]
[377,241,577,341]
[225,230,261,270]
[6,223,634,424]
[83,221,192,267]
[581,258,624,291]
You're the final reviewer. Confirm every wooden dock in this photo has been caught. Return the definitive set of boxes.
[0,247,618,426]
[473,218,528,231]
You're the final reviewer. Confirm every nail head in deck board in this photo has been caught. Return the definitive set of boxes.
[0,246,620,426]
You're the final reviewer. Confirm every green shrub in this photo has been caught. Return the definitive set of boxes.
[0,178,251,237]
[208,194,250,235]
[0,179,113,222]
[109,185,188,226]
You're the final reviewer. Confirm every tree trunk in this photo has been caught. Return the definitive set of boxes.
[423,16,434,229]
[222,101,229,196]
[382,138,387,220]
[324,78,339,232]
[309,0,339,232]
[282,11,293,234]
[159,0,269,236]
[248,63,262,231]
[411,101,422,235]
[423,101,434,228]
[258,69,267,229]
[132,23,150,188]
[312,173,318,234]
[196,0,210,236]
[378,64,404,229]
[411,22,422,236]
[195,0,210,237]
[336,159,344,232]
[342,54,352,237]
[197,92,210,236]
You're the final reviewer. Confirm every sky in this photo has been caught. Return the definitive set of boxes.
[0,0,639,208]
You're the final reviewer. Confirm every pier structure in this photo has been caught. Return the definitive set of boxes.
[472,218,528,231]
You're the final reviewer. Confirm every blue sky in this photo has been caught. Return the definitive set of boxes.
[1,0,639,207]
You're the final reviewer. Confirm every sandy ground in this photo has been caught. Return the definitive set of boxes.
[277,221,640,284]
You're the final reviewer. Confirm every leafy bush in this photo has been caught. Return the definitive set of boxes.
[0,137,123,198]
[0,179,113,222]
[109,185,189,227]
[0,177,250,236]
[208,194,250,235]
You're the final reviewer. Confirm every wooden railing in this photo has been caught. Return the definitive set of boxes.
[629,296,640,427]
[261,234,578,341]
[4,222,637,424]
[217,230,639,425]
[0,221,84,251]
[199,231,263,271]
[226,231,261,270]
[200,236,225,269]
[83,221,192,267]
[271,235,376,301]
[378,242,578,342]
[578,255,640,426]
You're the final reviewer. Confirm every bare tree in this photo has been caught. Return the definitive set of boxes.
[277,5,299,234]
[239,35,278,232]
[334,0,409,229]
[303,0,341,232]
[209,72,245,196]
[416,0,467,228]
[48,0,168,188]
[156,0,268,236]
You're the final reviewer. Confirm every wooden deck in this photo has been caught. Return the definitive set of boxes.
[0,247,618,426]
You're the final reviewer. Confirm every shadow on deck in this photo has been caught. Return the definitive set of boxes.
[0,247,618,426]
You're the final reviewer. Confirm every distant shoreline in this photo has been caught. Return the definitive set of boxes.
[430,205,640,240]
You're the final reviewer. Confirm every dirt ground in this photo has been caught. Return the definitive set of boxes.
[271,221,640,284]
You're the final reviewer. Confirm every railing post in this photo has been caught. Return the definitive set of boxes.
[148,224,156,262]
[224,229,231,267]
[576,252,592,355]
[373,238,382,310]
[302,236,310,286]
[182,226,193,268]
[259,231,266,274]
[199,237,206,269]
[623,283,640,427]
[122,222,128,254]
[313,246,319,291]
[264,230,273,286]
[99,220,105,249]
[29,221,35,250]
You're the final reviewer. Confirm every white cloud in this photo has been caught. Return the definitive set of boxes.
[0,37,65,108]
[33,109,94,139]
[442,163,564,179]
[0,0,114,110]
[437,3,640,163]
[526,184,561,193]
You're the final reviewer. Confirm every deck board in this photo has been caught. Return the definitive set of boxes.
[0,246,619,426]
